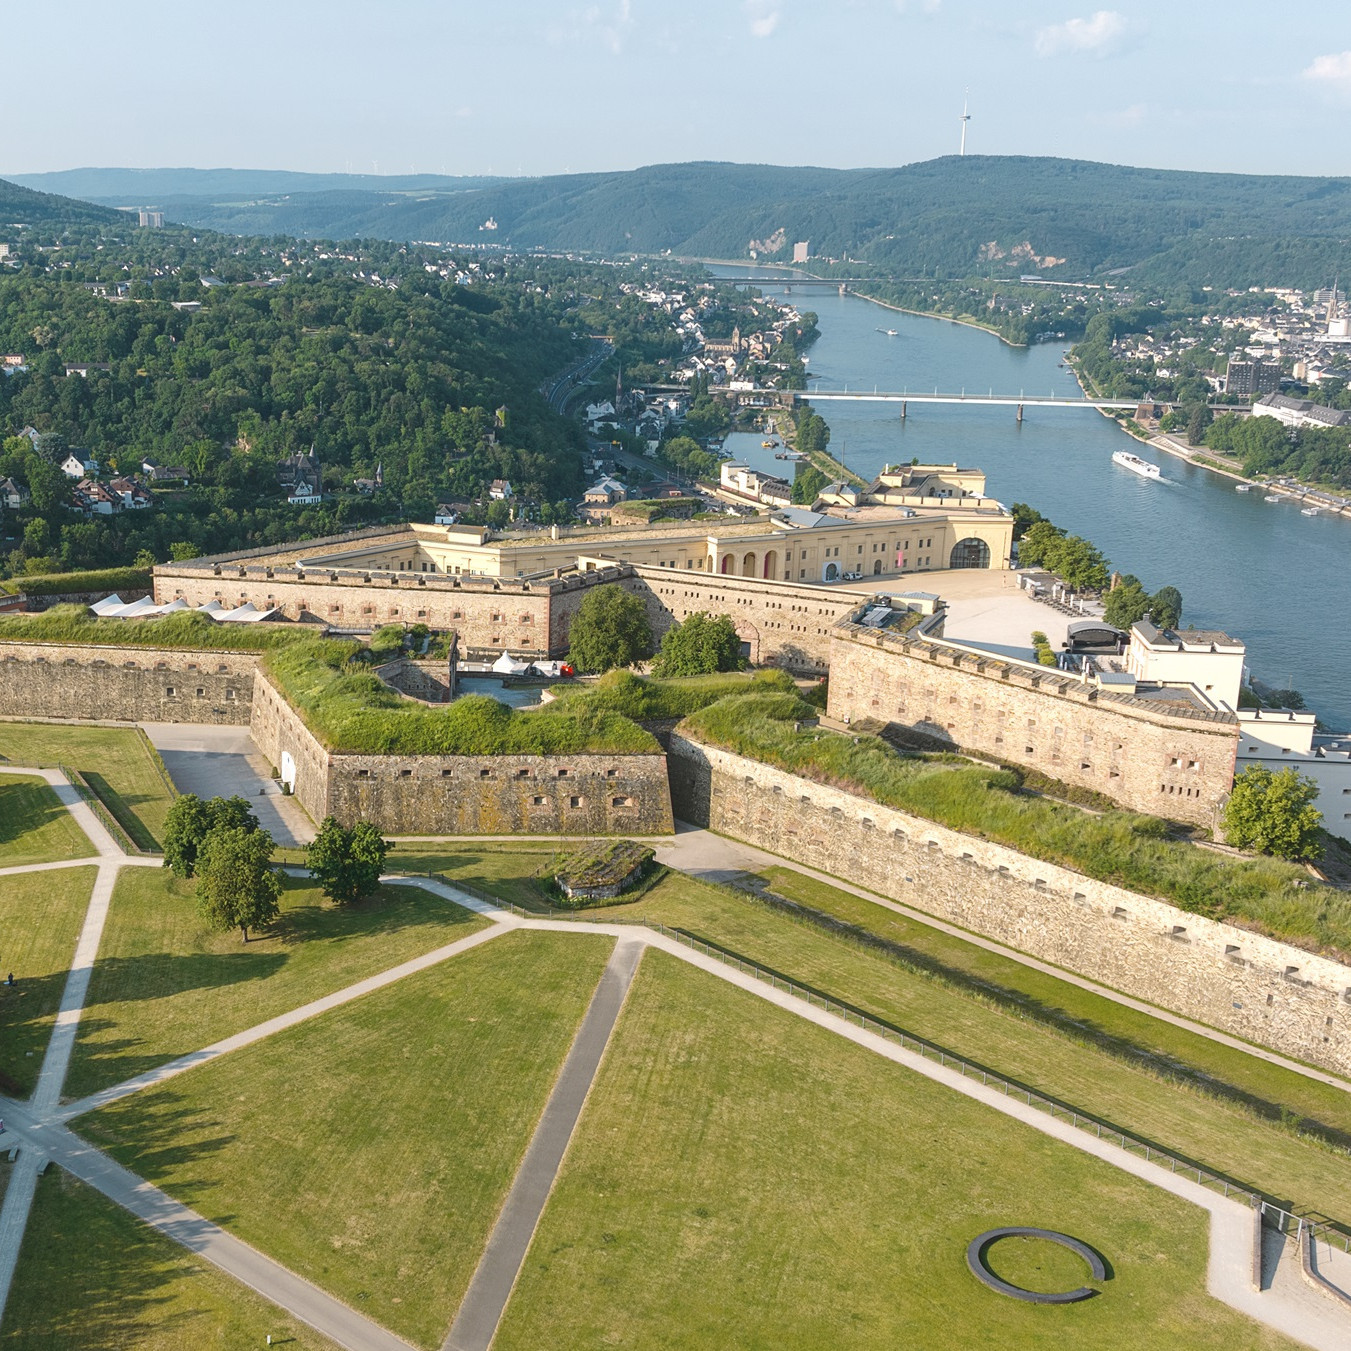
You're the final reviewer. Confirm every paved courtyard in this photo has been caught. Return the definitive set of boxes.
[141,723,316,845]
[837,567,1101,661]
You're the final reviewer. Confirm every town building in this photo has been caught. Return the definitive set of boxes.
[1236,707,1351,832]
[1125,621,1246,712]
[1253,392,1351,431]
[1224,357,1282,398]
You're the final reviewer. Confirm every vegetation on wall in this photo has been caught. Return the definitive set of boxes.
[0,605,306,650]
[262,640,659,755]
[679,692,1351,957]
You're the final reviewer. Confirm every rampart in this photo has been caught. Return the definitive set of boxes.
[826,622,1238,828]
[0,641,258,726]
[667,732,1351,1076]
[248,668,674,836]
[626,566,868,673]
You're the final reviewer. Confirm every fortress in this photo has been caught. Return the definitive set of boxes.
[7,503,1350,1074]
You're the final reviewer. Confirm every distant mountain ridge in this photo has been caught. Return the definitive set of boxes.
[9,157,1351,287]
[8,167,506,201]
[0,176,122,227]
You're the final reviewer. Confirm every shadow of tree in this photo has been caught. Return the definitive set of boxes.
[0,779,81,854]
[0,965,73,1097]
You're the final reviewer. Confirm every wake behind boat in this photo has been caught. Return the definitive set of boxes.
[1111,450,1162,480]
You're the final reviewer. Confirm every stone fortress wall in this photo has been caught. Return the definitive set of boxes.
[667,733,1351,1078]
[249,667,673,835]
[826,620,1239,830]
[0,641,259,726]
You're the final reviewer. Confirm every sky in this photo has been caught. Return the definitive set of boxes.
[2,0,1349,180]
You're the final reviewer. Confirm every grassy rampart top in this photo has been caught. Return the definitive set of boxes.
[679,691,1351,959]
[0,566,152,597]
[0,606,310,651]
[547,668,797,721]
[262,642,661,756]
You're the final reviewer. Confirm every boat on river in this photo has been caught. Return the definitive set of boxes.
[1302,507,1320,516]
[1264,494,1283,502]
[1111,450,1161,480]
[1235,483,1251,492]
[877,327,898,337]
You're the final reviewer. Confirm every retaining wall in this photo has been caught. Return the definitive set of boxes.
[827,624,1238,828]
[0,641,258,726]
[668,732,1351,1076]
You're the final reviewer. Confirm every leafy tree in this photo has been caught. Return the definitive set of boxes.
[1149,585,1184,629]
[1103,578,1151,629]
[306,817,389,906]
[790,464,828,505]
[1009,502,1048,542]
[566,584,653,674]
[1044,534,1109,592]
[195,825,282,940]
[1185,403,1213,445]
[1014,519,1065,567]
[1222,766,1323,861]
[651,611,745,677]
[162,793,259,878]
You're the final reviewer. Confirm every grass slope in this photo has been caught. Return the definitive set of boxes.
[0,869,96,1096]
[494,950,1296,1351]
[680,693,1351,956]
[66,869,489,1100]
[77,930,614,1349]
[0,723,175,850]
[586,872,1351,1224]
[0,776,94,866]
[0,1166,340,1349]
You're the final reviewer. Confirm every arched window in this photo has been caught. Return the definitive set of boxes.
[949,537,990,569]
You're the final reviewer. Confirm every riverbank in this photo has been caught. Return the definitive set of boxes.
[851,290,1024,348]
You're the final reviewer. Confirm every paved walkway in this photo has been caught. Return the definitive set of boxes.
[444,938,642,1351]
[1,774,1348,1350]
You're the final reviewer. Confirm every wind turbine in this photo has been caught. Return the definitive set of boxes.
[959,91,971,156]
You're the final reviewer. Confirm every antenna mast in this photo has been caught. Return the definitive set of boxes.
[959,91,971,156]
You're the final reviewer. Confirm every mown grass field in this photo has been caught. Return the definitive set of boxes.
[65,869,489,1101]
[0,1167,340,1350]
[562,870,1351,1224]
[77,931,613,1349]
[0,869,96,1096]
[0,776,94,867]
[0,723,175,850]
[494,950,1297,1351]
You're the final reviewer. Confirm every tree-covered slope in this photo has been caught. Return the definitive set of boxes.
[0,177,123,227]
[82,156,1351,287]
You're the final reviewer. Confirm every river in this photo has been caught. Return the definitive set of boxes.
[709,265,1350,729]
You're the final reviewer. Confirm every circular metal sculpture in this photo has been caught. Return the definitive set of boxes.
[966,1227,1106,1304]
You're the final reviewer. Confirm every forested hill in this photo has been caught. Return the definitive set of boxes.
[0,177,122,227]
[28,157,1351,288]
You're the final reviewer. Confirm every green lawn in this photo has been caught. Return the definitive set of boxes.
[0,1167,340,1350]
[754,865,1351,1141]
[66,869,491,1101]
[77,931,614,1349]
[0,724,174,850]
[0,869,96,1096]
[577,871,1351,1226]
[494,951,1297,1351]
[0,776,94,867]
[389,841,561,911]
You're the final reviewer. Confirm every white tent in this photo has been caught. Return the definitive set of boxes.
[90,594,125,615]
[491,651,532,675]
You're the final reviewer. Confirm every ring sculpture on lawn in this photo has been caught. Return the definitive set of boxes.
[966,1227,1107,1303]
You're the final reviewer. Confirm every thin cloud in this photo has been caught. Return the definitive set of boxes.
[1035,10,1126,58]
[1304,50,1351,93]
[746,0,781,38]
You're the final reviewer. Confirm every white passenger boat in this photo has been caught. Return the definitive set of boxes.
[1111,450,1161,479]
[1302,507,1320,516]
[1264,494,1282,502]
[1234,483,1251,492]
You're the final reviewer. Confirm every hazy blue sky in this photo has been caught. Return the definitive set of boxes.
[3,1,1348,178]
